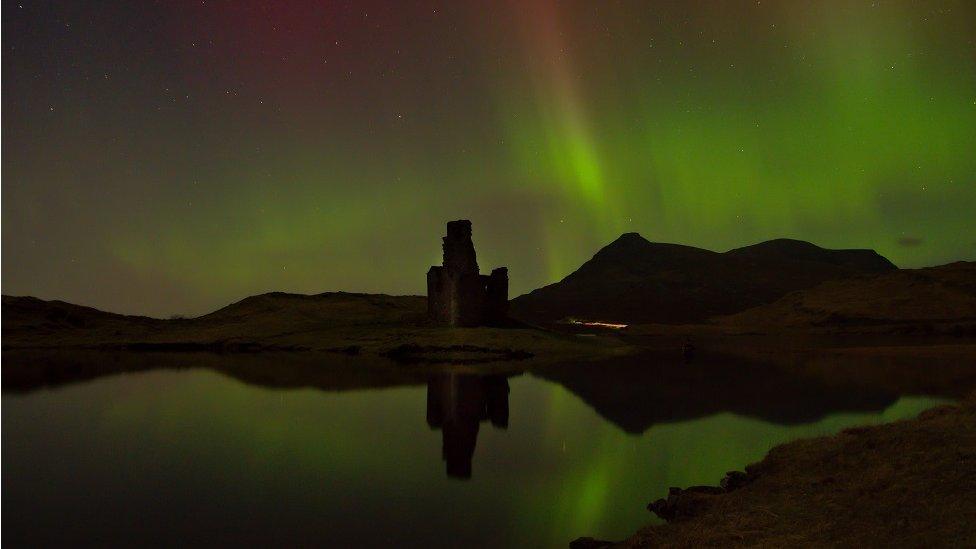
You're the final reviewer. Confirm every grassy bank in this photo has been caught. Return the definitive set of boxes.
[576,392,976,547]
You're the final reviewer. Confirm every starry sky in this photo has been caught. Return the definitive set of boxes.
[4,0,975,317]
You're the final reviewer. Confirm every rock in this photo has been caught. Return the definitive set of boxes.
[647,497,673,520]
[721,470,754,491]
[685,485,725,495]
[647,486,721,521]
[648,473,758,522]
[569,537,615,548]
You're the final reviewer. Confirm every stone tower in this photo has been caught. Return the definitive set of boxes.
[427,220,508,327]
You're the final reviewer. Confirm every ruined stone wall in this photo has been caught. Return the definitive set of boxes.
[485,267,509,323]
[426,266,447,321]
[427,220,508,327]
[443,220,479,275]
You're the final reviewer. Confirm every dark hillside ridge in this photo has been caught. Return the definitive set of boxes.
[2,295,157,331]
[1,292,428,350]
[200,291,425,324]
[510,234,898,325]
[725,238,895,273]
[720,261,976,329]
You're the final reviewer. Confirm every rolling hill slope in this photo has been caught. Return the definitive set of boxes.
[719,261,976,330]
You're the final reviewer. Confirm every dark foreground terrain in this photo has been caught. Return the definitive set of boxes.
[1,292,626,365]
[567,339,976,547]
[720,261,976,333]
[575,392,976,548]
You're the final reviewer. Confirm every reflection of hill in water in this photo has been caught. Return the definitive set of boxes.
[1,350,441,393]
[3,350,921,433]
[2,350,517,480]
[532,352,901,432]
[4,348,961,481]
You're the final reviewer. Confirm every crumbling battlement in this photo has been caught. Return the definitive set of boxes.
[427,220,508,327]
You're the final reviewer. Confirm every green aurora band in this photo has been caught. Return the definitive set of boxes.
[3,1,974,316]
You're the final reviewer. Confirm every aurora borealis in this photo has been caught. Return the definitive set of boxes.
[4,0,975,317]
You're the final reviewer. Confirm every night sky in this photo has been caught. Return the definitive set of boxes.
[4,1,975,317]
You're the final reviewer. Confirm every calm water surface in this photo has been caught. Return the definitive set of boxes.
[2,356,944,547]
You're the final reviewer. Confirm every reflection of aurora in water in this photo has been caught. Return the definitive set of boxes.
[3,364,947,547]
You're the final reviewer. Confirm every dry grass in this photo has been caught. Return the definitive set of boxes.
[616,394,976,547]
[1,293,630,365]
[720,262,976,332]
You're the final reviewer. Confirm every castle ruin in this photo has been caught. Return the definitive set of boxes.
[427,220,508,327]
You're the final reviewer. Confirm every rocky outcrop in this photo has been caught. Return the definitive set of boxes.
[646,470,757,521]
[427,220,508,327]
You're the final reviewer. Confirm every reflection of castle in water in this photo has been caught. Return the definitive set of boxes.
[426,373,510,479]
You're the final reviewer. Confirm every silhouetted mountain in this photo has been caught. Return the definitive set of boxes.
[510,234,897,324]
[721,261,976,329]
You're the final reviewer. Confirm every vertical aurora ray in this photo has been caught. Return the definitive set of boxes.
[4,1,975,316]
[491,0,628,280]
[510,1,606,200]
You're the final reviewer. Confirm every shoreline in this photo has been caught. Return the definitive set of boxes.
[575,392,976,548]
